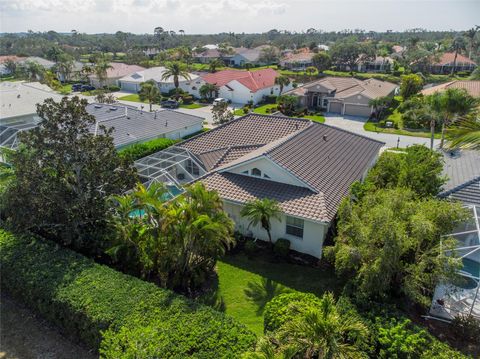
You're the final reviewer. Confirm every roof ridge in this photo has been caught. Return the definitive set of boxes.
[440,176,480,197]
[314,120,386,145]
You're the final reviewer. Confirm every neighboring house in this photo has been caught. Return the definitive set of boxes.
[143,48,161,59]
[284,76,397,117]
[0,55,26,75]
[56,61,90,82]
[358,56,393,73]
[118,66,205,97]
[89,63,145,88]
[391,45,405,55]
[414,52,477,74]
[23,56,55,69]
[193,49,229,64]
[318,44,330,51]
[227,47,263,67]
[1,100,204,152]
[135,114,384,258]
[421,80,480,98]
[202,68,291,105]
[279,50,315,71]
[439,150,480,206]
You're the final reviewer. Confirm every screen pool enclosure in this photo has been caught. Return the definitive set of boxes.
[134,146,206,198]
[0,116,39,150]
[430,205,480,321]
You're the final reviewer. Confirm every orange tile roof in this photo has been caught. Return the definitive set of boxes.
[202,68,280,92]
[0,55,26,63]
[434,52,476,66]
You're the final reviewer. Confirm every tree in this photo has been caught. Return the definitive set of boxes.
[427,88,478,148]
[259,46,279,64]
[399,74,423,99]
[109,182,235,294]
[208,58,225,73]
[312,51,332,73]
[305,66,317,80]
[278,293,369,359]
[94,60,112,88]
[95,91,116,104]
[3,59,17,74]
[211,101,234,124]
[199,83,219,101]
[22,60,45,81]
[3,97,136,253]
[446,115,480,150]
[241,198,281,245]
[161,61,191,93]
[55,53,74,81]
[368,96,391,120]
[464,26,479,59]
[274,75,291,95]
[138,80,160,112]
[276,95,298,116]
[46,45,64,62]
[331,187,468,306]
[330,38,375,74]
[450,35,467,75]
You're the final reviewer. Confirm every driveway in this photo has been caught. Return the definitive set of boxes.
[324,114,439,149]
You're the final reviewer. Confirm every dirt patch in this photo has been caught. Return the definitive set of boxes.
[0,292,96,359]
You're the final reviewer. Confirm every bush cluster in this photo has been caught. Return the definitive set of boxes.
[118,137,177,161]
[0,229,256,357]
[273,238,290,258]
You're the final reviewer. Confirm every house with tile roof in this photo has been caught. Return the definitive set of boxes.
[279,50,315,71]
[201,68,290,105]
[285,76,397,117]
[421,80,480,98]
[0,55,27,75]
[135,113,384,258]
[118,66,205,97]
[88,63,145,88]
[413,52,477,74]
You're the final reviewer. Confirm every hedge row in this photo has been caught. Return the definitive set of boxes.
[0,229,256,357]
[118,137,177,161]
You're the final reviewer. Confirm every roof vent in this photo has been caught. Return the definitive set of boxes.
[323,135,328,141]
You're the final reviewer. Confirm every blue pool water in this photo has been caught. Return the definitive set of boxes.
[128,185,184,218]
[459,258,480,289]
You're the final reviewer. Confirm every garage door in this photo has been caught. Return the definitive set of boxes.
[120,82,138,93]
[344,104,371,117]
[328,102,343,114]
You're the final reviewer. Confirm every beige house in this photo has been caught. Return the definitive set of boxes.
[285,77,397,117]
[89,63,145,88]
[135,114,383,258]
[421,80,480,98]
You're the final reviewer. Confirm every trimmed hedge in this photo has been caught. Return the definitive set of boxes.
[0,229,256,357]
[118,137,177,161]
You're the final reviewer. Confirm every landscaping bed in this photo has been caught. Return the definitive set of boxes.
[235,104,325,123]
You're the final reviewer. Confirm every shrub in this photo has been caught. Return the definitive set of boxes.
[451,314,480,344]
[263,292,321,332]
[273,238,290,258]
[118,137,177,161]
[0,228,256,356]
[244,240,257,258]
[376,318,428,358]
[263,94,278,104]
[106,85,120,92]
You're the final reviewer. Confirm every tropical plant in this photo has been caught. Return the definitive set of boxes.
[399,74,423,99]
[465,26,479,59]
[199,83,219,100]
[241,198,281,245]
[208,58,225,73]
[312,51,332,73]
[161,61,191,93]
[55,53,75,81]
[446,115,480,150]
[211,101,233,124]
[305,66,317,80]
[278,293,369,359]
[368,96,391,120]
[330,37,375,74]
[3,59,17,74]
[3,96,136,253]
[94,60,113,88]
[259,46,279,64]
[22,60,45,81]
[450,35,467,75]
[274,75,291,95]
[276,95,298,116]
[138,80,160,111]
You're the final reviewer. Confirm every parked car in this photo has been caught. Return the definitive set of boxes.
[71,83,83,92]
[213,98,230,105]
[161,100,179,109]
[80,85,95,92]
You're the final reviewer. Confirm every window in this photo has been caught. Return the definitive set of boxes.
[322,98,328,108]
[286,216,304,238]
[186,159,200,176]
[251,168,262,177]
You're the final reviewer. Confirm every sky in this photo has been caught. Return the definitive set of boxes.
[0,0,478,34]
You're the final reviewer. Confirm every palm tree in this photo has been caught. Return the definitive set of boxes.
[279,293,369,359]
[199,83,219,101]
[23,61,45,81]
[241,198,281,245]
[208,58,225,73]
[450,35,467,75]
[274,75,291,95]
[94,60,112,88]
[464,26,479,60]
[305,66,317,80]
[446,115,480,150]
[161,61,191,93]
[368,96,390,120]
[138,80,160,111]
[3,59,17,75]
[56,54,74,82]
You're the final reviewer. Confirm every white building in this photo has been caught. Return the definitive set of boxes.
[135,114,383,258]
[202,68,291,105]
[118,66,205,97]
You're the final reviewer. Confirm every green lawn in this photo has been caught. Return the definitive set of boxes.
[200,253,343,335]
[234,104,325,123]
[303,115,325,123]
[117,94,146,103]
[58,84,72,95]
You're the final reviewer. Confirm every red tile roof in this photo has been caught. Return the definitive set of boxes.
[434,52,476,66]
[202,69,280,92]
[0,55,26,63]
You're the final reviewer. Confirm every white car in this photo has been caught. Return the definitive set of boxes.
[213,98,230,105]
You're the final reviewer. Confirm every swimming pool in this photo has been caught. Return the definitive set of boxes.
[128,185,184,218]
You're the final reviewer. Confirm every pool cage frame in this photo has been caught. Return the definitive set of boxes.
[134,146,206,198]
[0,119,39,150]
[430,204,480,321]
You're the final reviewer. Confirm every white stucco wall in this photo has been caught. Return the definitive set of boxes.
[223,200,328,258]
[217,80,294,105]
[225,157,310,188]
